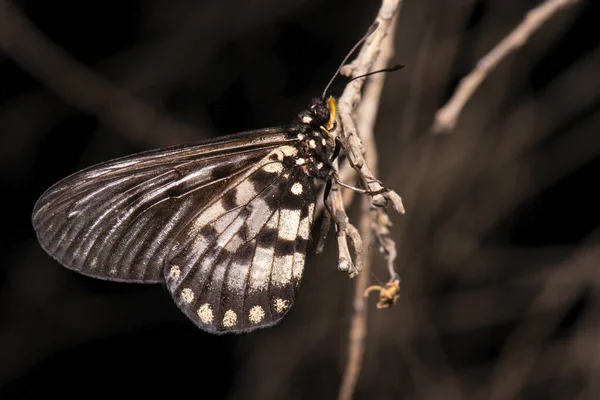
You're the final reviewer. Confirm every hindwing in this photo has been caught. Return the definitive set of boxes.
[164,146,317,333]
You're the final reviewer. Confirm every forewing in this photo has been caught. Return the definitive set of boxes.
[32,129,293,283]
[164,146,317,334]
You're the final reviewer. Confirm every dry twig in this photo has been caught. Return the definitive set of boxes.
[330,0,406,280]
[334,1,405,399]
[364,279,401,309]
[431,0,581,135]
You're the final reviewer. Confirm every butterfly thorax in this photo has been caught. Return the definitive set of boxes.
[285,96,338,180]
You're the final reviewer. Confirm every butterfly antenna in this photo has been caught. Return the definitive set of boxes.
[321,21,380,99]
[326,62,405,95]
[348,62,405,83]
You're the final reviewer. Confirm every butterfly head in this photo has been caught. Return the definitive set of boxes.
[299,95,337,138]
[312,95,337,134]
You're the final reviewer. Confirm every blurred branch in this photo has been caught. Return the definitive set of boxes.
[396,43,600,284]
[0,0,199,146]
[487,229,600,400]
[431,0,581,135]
[331,0,406,278]
[337,1,404,399]
[436,98,600,259]
[463,319,599,400]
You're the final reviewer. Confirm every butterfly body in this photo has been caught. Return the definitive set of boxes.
[32,96,340,334]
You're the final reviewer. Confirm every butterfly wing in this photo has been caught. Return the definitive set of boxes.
[31,128,294,283]
[163,145,317,333]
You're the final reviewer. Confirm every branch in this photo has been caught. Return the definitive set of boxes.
[330,0,406,278]
[336,2,404,400]
[336,0,405,214]
[431,0,581,135]
[487,229,600,399]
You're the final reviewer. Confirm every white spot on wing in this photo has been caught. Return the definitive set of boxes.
[168,265,181,280]
[197,303,214,324]
[274,298,290,313]
[296,158,306,165]
[281,146,298,157]
[181,288,194,304]
[302,115,312,124]
[291,182,303,195]
[249,305,265,324]
[278,209,301,240]
[309,139,316,148]
[223,310,237,327]
[263,162,283,173]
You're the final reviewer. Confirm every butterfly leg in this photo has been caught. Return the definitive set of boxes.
[330,138,342,162]
[331,138,391,199]
[323,179,334,216]
[316,179,335,254]
[334,178,389,196]
[331,172,390,199]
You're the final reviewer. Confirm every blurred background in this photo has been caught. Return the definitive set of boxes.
[1,0,599,398]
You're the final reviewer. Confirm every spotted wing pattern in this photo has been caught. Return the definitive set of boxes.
[32,91,341,335]
[31,129,293,283]
[164,146,317,333]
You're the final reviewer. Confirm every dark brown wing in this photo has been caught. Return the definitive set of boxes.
[163,145,318,333]
[31,128,294,283]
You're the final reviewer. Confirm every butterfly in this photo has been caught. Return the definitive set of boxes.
[31,24,395,334]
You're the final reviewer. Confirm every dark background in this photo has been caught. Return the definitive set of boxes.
[1,0,599,398]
